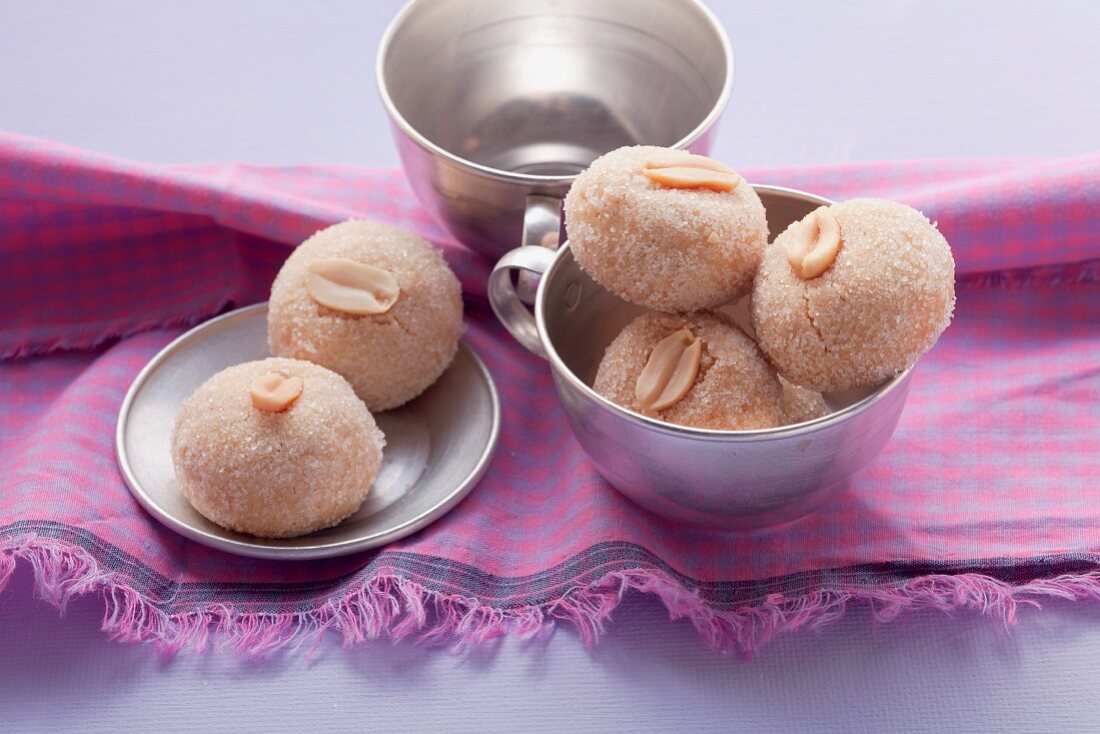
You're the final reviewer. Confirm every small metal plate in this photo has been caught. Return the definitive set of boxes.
[115,303,500,560]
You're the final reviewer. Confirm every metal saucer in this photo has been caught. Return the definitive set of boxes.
[115,303,500,560]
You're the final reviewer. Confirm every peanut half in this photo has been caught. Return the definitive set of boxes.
[642,152,741,192]
[635,329,703,412]
[251,372,303,412]
[305,258,400,315]
[785,206,841,279]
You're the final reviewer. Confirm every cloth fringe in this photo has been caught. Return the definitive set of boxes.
[4,534,1099,657]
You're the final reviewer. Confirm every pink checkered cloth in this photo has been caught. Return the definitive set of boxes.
[1,132,1098,655]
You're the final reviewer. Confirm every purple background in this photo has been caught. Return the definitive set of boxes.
[2,1,1099,731]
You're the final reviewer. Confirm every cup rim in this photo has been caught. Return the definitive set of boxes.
[533,182,917,443]
[375,0,735,186]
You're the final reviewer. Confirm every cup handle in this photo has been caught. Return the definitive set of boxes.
[489,197,561,359]
[516,194,562,303]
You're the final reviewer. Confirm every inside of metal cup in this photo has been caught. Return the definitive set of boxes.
[379,0,731,178]
[538,186,894,432]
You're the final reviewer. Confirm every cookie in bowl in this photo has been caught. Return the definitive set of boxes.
[778,376,829,425]
[593,311,785,431]
[565,145,768,312]
[752,198,955,392]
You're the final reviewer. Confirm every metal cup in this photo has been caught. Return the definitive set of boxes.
[489,186,915,529]
[376,0,733,259]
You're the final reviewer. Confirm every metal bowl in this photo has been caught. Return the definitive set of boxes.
[115,304,500,560]
[489,185,914,528]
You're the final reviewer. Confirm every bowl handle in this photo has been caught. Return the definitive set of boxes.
[488,196,561,359]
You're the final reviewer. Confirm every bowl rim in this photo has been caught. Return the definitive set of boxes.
[375,0,735,186]
[534,182,917,443]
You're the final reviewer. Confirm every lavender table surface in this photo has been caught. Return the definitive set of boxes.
[2,1,1099,732]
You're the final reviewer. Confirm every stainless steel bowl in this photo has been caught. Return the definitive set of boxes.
[377,0,733,258]
[489,186,914,528]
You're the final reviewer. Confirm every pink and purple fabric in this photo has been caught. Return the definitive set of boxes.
[1,132,1097,655]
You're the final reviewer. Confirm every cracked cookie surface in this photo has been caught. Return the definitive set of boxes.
[751,198,955,392]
